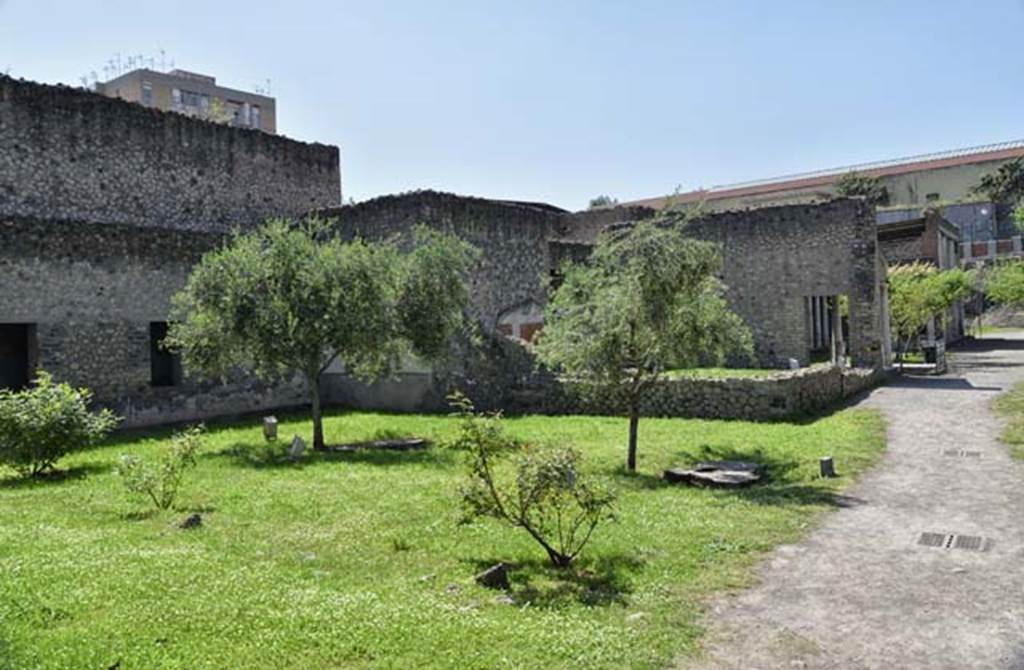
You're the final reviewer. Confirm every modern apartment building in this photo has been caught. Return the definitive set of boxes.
[96,68,276,134]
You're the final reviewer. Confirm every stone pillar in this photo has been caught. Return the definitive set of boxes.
[830,296,845,367]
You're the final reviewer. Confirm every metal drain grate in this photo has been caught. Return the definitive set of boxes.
[918,532,993,552]
[918,532,949,548]
[941,449,983,458]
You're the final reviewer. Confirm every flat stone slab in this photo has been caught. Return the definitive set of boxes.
[325,438,428,453]
[663,460,764,488]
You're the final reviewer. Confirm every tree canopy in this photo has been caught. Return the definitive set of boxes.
[534,218,752,471]
[887,262,972,364]
[984,259,1024,307]
[587,195,619,209]
[835,171,889,206]
[973,157,1024,204]
[168,218,478,449]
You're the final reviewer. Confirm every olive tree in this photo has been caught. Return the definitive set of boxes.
[168,218,476,450]
[534,218,752,472]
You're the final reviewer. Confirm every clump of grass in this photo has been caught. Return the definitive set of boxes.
[994,382,1024,459]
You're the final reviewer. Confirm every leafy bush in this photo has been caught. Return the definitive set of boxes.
[0,372,118,477]
[118,425,204,510]
[450,393,615,568]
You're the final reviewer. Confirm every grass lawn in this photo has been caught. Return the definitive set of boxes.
[994,381,1024,460]
[0,407,885,669]
[976,325,1024,337]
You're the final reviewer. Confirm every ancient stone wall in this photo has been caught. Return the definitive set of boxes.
[514,365,884,421]
[685,198,883,368]
[0,218,307,427]
[0,75,340,232]
[316,191,571,330]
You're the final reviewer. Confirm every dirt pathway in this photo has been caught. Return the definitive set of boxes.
[681,335,1024,670]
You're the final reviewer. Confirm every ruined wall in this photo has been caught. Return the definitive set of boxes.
[316,191,571,330]
[513,365,884,421]
[0,218,307,426]
[685,198,883,368]
[0,75,340,232]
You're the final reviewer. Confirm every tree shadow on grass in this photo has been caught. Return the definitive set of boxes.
[207,440,455,470]
[467,554,642,609]
[0,462,109,490]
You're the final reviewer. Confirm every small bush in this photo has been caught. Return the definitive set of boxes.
[118,425,204,510]
[450,393,615,568]
[0,372,119,477]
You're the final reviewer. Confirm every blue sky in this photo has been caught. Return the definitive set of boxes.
[2,1,1023,210]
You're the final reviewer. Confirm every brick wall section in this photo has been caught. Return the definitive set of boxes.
[0,218,307,427]
[684,198,883,367]
[0,75,340,232]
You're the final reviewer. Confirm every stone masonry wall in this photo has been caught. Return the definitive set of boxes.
[316,191,572,330]
[516,365,884,421]
[0,75,340,232]
[685,198,883,368]
[0,218,307,427]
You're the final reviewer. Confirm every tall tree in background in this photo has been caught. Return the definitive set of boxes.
[973,157,1024,204]
[534,218,752,472]
[168,218,477,450]
[588,195,619,209]
[835,171,890,206]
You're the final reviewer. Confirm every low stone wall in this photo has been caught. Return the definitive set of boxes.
[511,365,884,421]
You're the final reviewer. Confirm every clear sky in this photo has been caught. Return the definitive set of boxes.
[2,1,1023,210]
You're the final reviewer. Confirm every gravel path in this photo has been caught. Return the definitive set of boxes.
[680,335,1024,670]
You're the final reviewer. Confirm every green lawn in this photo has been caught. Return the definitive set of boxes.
[0,407,885,669]
[994,381,1024,460]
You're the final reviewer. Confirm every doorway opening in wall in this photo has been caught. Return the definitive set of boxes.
[150,322,182,387]
[0,324,37,391]
[805,295,848,365]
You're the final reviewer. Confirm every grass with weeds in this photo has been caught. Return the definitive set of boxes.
[994,381,1024,459]
[0,407,885,669]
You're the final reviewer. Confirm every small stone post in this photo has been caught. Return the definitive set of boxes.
[263,416,278,442]
[819,456,836,478]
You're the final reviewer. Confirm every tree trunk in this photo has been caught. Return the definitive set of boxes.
[626,401,639,472]
[310,373,325,451]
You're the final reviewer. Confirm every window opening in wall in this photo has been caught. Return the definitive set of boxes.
[141,81,153,106]
[150,322,182,387]
[0,324,36,391]
[251,104,261,129]
[926,192,940,202]
[805,295,847,365]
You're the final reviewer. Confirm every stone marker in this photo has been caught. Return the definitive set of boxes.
[787,357,800,370]
[663,460,763,488]
[288,434,306,460]
[263,416,278,442]
[819,456,837,478]
[475,562,511,590]
[179,513,202,529]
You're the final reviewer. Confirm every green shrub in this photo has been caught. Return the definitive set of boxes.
[118,425,204,510]
[0,372,119,477]
[450,393,615,568]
